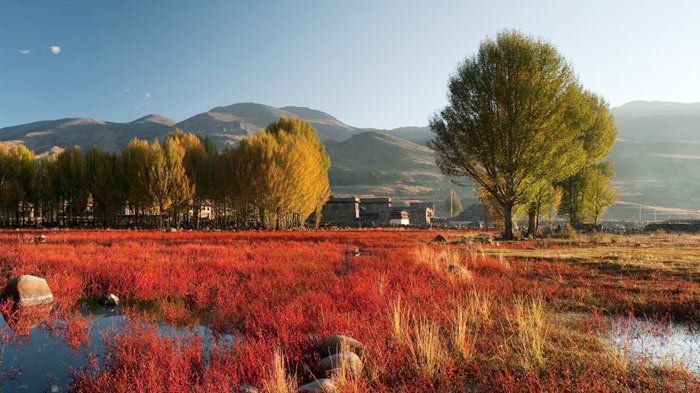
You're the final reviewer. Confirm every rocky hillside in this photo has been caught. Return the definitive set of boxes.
[325,131,467,201]
[175,103,359,146]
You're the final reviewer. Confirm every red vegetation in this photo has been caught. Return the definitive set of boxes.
[0,230,697,392]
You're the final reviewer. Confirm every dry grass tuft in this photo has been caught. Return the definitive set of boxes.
[331,340,363,391]
[508,296,549,370]
[389,296,410,343]
[261,348,297,393]
[408,316,448,379]
[413,245,473,281]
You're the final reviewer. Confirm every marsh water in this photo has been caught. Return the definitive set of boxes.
[605,315,700,373]
[0,304,234,393]
[3,308,700,392]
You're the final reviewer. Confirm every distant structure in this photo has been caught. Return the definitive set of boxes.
[389,210,410,226]
[318,196,360,226]
[360,197,393,226]
[318,196,434,227]
[448,203,485,229]
[407,202,435,227]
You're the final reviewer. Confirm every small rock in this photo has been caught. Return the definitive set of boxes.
[35,235,47,244]
[236,384,259,393]
[165,227,177,233]
[98,293,120,308]
[431,234,447,243]
[315,352,363,379]
[298,379,337,393]
[2,275,54,307]
[318,335,366,357]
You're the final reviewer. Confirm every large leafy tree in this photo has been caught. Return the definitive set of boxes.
[53,147,88,225]
[86,148,123,226]
[582,168,617,225]
[237,118,331,229]
[558,91,617,225]
[122,139,154,224]
[430,30,600,239]
[0,144,35,225]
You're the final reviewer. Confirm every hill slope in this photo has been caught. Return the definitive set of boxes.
[0,116,176,153]
[326,131,464,201]
[175,103,358,146]
[610,101,700,219]
[0,104,465,206]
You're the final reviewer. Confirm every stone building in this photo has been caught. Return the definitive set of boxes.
[319,196,360,226]
[407,202,435,227]
[359,197,392,226]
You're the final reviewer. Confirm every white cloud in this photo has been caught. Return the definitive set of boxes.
[49,45,61,54]
[124,88,131,93]
[18,49,30,55]
[144,92,151,99]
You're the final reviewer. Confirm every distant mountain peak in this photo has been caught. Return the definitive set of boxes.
[614,101,700,116]
[130,114,177,126]
[280,106,339,121]
[59,118,106,128]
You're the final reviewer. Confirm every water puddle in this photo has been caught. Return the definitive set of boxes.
[605,316,700,373]
[0,304,235,392]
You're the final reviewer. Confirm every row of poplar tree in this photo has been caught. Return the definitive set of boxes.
[0,118,331,229]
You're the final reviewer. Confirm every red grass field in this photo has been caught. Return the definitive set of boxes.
[0,229,698,392]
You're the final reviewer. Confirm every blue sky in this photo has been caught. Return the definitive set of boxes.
[1,0,699,129]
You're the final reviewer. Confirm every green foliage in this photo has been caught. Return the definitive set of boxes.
[0,118,330,229]
[54,147,88,224]
[582,169,617,225]
[87,148,123,226]
[444,191,463,217]
[0,144,35,224]
[525,182,563,237]
[430,30,596,239]
[559,91,617,225]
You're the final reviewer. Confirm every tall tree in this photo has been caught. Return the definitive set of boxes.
[525,182,563,236]
[86,148,123,226]
[444,191,463,217]
[53,147,88,225]
[430,30,597,239]
[559,90,617,225]
[163,136,194,229]
[0,144,35,225]
[122,139,154,226]
[582,169,617,225]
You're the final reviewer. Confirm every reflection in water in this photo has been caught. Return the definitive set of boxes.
[606,316,700,373]
[0,305,235,393]
[2,303,53,336]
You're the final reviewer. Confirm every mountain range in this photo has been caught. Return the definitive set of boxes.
[2,101,700,219]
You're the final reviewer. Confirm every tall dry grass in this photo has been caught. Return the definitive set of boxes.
[408,316,448,379]
[261,348,297,393]
[389,296,410,343]
[450,292,492,361]
[508,296,549,370]
[413,245,472,281]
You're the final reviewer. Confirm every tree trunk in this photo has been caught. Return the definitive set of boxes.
[526,207,536,238]
[503,201,514,240]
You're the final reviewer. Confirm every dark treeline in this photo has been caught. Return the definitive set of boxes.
[0,118,331,229]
